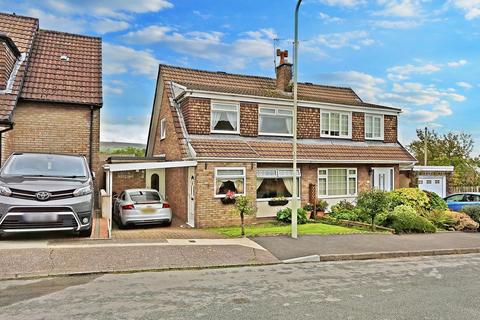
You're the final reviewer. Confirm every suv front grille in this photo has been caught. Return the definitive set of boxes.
[0,214,78,230]
[9,188,75,201]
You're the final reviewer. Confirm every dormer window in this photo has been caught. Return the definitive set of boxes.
[321,111,351,139]
[259,106,293,136]
[365,114,384,140]
[211,101,239,134]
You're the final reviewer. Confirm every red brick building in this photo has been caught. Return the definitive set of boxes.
[146,60,416,228]
[0,12,102,179]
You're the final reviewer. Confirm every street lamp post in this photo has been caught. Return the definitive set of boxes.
[291,0,302,239]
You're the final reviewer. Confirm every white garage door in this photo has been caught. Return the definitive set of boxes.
[418,176,446,197]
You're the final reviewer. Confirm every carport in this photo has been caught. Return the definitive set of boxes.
[103,160,197,238]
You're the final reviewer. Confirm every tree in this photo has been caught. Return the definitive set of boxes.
[230,196,255,237]
[356,190,389,230]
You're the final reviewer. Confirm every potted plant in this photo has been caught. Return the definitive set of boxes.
[303,202,315,219]
[315,199,329,218]
[268,196,289,206]
[221,190,236,205]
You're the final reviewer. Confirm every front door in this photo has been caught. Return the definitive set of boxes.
[373,167,394,191]
[187,167,195,227]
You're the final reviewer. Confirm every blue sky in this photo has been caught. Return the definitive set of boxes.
[3,0,480,153]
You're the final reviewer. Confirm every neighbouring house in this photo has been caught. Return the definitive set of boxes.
[0,12,102,181]
[143,54,417,228]
[399,166,454,198]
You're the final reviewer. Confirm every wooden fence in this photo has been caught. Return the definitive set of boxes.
[450,186,480,193]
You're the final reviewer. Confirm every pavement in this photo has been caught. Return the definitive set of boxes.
[253,232,480,261]
[1,253,480,319]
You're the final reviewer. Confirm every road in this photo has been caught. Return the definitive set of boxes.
[1,254,480,320]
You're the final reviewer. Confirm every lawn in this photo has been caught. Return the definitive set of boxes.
[208,222,367,238]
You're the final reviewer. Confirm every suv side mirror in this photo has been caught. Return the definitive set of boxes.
[91,172,96,180]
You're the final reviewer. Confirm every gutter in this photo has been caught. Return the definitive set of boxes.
[185,157,417,165]
[89,106,94,170]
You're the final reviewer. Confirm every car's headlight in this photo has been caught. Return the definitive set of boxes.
[0,186,11,197]
[73,185,92,197]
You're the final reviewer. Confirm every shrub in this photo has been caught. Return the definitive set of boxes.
[461,205,480,224]
[447,211,479,232]
[331,200,355,213]
[356,189,390,229]
[276,207,308,225]
[229,196,255,237]
[316,199,329,212]
[424,191,448,211]
[387,188,429,212]
[384,205,436,233]
[329,209,360,221]
[423,209,456,229]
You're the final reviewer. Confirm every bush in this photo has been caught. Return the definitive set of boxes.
[423,209,456,229]
[331,200,355,213]
[329,209,360,221]
[447,211,479,232]
[384,205,436,233]
[424,191,448,211]
[356,189,390,228]
[276,207,308,225]
[387,188,429,212]
[316,199,329,212]
[461,205,480,224]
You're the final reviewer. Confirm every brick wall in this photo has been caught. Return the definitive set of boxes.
[298,107,320,139]
[0,42,17,90]
[165,167,188,223]
[352,112,365,141]
[2,101,101,175]
[195,162,256,228]
[240,102,258,137]
[112,171,145,196]
[180,97,210,135]
[384,115,398,143]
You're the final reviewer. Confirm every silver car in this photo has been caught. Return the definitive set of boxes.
[0,153,94,237]
[113,189,172,228]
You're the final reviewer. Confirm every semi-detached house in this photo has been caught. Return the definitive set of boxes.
[145,58,416,228]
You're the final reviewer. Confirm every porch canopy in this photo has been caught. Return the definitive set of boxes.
[103,160,197,237]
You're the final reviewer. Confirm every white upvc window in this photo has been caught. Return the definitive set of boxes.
[318,168,357,198]
[365,114,384,140]
[256,168,301,200]
[320,111,351,138]
[214,167,245,197]
[259,106,293,136]
[160,118,167,140]
[211,102,240,134]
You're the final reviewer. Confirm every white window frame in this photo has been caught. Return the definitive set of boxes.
[210,101,240,134]
[365,114,384,140]
[317,168,357,198]
[214,167,246,198]
[258,106,294,137]
[320,110,352,139]
[256,168,301,201]
[160,118,167,140]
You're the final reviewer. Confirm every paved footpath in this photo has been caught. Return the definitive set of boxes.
[0,238,279,280]
[253,232,480,261]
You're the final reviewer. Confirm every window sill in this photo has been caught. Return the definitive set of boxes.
[365,137,384,141]
[320,135,352,139]
[211,130,240,135]
[258,133,294,137]
[317,195,357,199]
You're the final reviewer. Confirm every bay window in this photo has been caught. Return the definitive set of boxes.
[214,168,245,197]
[318,168,357,197]
[259,107,293,136]
[321,111,350,138]
[211,102,239,133]
[365,114,383,140]
[256,168,300,200]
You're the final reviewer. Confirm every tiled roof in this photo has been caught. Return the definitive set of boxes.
[0,13,38,122]
[159,64,400,111]
[0,12,102,122]
[188,138,416,163]
[21,30,102,106]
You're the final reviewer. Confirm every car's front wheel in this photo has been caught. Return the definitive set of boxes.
[78,226,92,238]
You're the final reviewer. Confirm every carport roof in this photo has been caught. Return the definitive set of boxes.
[103,160,197,172]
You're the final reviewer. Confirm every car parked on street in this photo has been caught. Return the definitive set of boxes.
[0,153,95,237]
[444,192,480,211]
[113,189,172,228]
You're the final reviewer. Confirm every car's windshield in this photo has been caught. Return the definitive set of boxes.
[1,154,87,178]
[129,190,162,204]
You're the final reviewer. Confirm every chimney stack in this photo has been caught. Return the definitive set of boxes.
[275,49,293,92]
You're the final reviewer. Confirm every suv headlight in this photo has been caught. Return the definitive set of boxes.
[73,185,92,197]
[0,186,11,197]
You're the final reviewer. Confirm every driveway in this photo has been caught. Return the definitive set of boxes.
[252,232,480,260]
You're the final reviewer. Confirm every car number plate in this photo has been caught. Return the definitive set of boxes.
[141,207,156,214]
[24,213,58,223]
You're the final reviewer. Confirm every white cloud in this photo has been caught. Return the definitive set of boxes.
[375,0,423,18]
[318,0,366,7]
[450,0,480,20]
[193,10,212,20]
[318,12,344,23]
[25,8,86,33]
[447,59,468,67]
[123,26,276,70]
[456,81,473,89]
[307,31,375,50]
[95,19,130,34]
[104,80,126,95]
[387,63,441,80]
[101,116,150,144]
[371,19,420,29]
[102,43,160,78]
